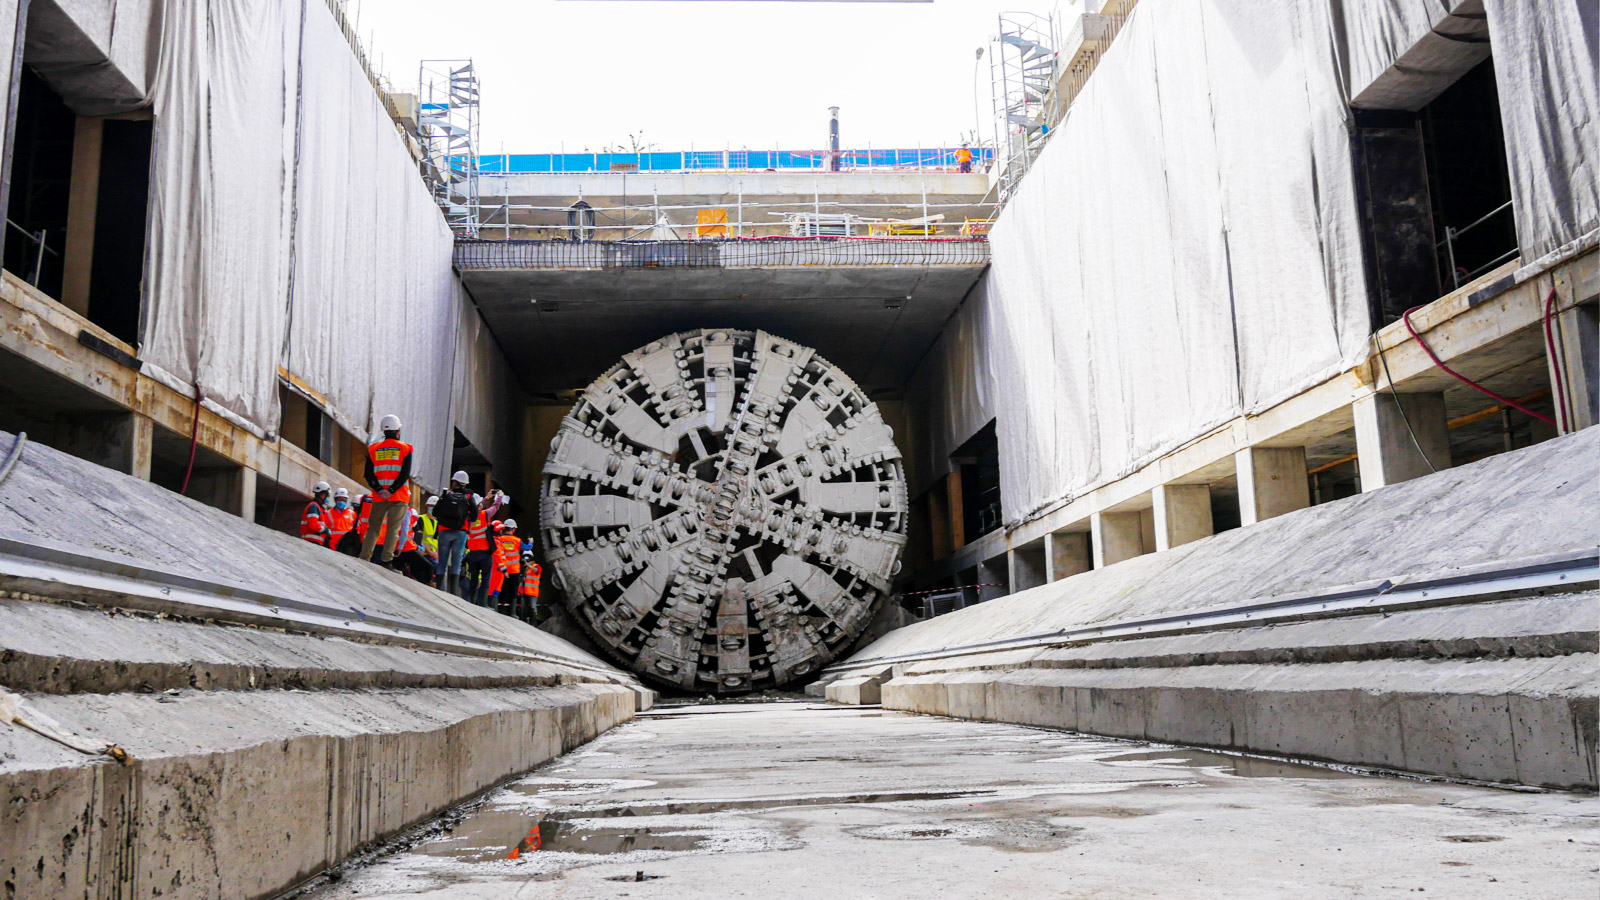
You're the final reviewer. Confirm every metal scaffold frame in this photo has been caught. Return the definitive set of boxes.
[991,10,1058,202]
[418,59,482,237]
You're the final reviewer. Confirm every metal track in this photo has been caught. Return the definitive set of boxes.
[822,549,1599,674]
[0,531,624,680]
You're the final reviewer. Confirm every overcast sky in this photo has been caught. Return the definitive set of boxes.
[355,0,1073,153]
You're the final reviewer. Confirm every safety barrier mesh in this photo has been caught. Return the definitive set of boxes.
[453,237,991,269]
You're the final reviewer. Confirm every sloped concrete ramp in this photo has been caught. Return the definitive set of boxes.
[822,430,1599,789]
[0,430,651,899]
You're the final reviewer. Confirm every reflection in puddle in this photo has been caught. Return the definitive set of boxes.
[417,811,712,862]
[1094,748,1360,780]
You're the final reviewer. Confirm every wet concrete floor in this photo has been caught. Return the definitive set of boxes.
[300,702,1597,899]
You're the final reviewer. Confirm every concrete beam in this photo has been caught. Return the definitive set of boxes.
[1152,484,1213,551]
[1353,392,1450,490]
[1091,511,1146,568]
[1236,447,1309,526]
[1045,530,1091,582]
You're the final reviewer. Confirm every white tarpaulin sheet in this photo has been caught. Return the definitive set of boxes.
[913,0,1370,525]
[1482,0,1599,261]
[914,0,1596,527]
[139,0,518,490]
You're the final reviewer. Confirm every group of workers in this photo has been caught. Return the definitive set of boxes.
[294,414,542,622]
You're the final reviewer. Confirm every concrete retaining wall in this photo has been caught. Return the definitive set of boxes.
[0,433,652,898]
[827,432,1600,789]
[1,683,636,899]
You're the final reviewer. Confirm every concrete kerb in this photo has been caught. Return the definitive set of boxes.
[0,684,640,900]
[824,665,893,705]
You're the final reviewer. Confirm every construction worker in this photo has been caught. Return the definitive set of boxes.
[327,487,356,548]
[338,493,371,556]
[391,507,434,583]
[519,539,542,623]
[419,496,441,582]
[460,489,507,607]
[299,481,334,546]
[490,519,524,615]
[360,414,413,565]
[433,472,480,595]
[957,141,974,173]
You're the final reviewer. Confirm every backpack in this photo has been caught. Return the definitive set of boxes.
[433,489,476,530]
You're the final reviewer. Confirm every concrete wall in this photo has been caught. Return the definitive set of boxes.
[0,431,650,899]
[824,431,1600,788]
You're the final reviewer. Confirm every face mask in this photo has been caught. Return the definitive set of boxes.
[335,499,348,509]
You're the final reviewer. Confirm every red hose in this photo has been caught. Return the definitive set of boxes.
[1541,284,1571,432]
[179,383,201,495]
[1401,307,1556,426]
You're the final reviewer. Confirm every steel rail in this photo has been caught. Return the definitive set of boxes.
[0,531,629,681]
[822,549,1599,674]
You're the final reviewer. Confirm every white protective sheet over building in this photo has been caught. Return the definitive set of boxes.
[138,0,517,488]
[910,0,1597,529]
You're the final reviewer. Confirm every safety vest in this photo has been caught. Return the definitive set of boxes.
[299,501,331,546]
[327,505,356,544]
[521,562,541,597]
[367,439,413,503]
[420,514,439,554]
[355,496,373,538]
[466,512,491,551]
[494,534,522,574]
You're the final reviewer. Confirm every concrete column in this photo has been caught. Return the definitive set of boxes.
[62,117,103,317]
[1236,446,1310,526]
[187,465,257,518]
[1353,391,1450,490]
[54,410,153,480]
[1546,300,1598,434]
[946,471,966,550]
[1008,544,1047,593]
[976,555,1008,602]
[1091,511,1145,568]
[1153,484,1213,551]
[1045,531,1091,582]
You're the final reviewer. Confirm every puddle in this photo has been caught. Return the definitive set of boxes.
[504,787,999,818]
[1443,834,1506,843]
[848,818,1082,852]
[1094,748,1361,780]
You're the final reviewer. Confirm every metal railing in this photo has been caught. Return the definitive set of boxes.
[1438,200,1518,291]
[453,236,992,270]
[4,219,56,286]
[478,147,994,176]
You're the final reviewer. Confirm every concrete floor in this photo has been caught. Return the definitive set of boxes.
[300,702,1597,899]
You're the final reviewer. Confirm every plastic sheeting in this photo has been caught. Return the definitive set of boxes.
[911,0,1597,528]
[139,0,517,490]
[910,0,1370,525]
[1482,0,1599,261]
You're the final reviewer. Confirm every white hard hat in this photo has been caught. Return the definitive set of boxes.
[333,487,349,499]
[380,414,402,432]
[451,470,469,484]
[502,518,517,530]
[312,480,331,494]
[426,495,438,507]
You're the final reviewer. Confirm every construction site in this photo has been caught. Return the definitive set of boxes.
[0,0,1595,896]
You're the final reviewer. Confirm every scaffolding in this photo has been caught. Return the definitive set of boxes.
[990,10,1057,201]
[418,59,482,237]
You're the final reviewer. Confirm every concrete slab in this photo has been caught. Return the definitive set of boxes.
[293,703,1598,900]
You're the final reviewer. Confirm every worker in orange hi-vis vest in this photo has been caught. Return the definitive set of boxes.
[518,554,542,623]
[326,487,356,548]
[489,519,524,616]
[359,414,413,566]
[299,481,334,547]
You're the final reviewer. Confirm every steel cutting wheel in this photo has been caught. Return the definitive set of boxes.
[540,329,907,693]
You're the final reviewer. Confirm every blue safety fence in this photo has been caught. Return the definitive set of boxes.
[477,147,994,174]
